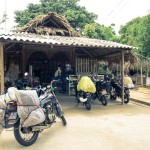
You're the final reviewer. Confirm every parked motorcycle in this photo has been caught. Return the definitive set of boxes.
[76,91,92,110]
[110,78,130,103]
[91,80,108,106]
[76,76,96,110]
[91,75,108,106]
[0,80,67,146]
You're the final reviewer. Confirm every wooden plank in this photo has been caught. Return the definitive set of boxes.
[0,43,4,94]
[77,58,79,73]
[81,58,82,73]
[75,58,77,73]
[88,58,89,73]
[86,58,88,73]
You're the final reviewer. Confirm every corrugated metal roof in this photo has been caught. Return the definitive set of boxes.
[0,32,133,49]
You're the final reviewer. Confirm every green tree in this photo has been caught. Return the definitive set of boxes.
[82,23,118,41]
[14,0,97,30]
[119,14,150,57]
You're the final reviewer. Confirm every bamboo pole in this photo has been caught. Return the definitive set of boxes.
[0,43,4,94]
[121,51,124,105]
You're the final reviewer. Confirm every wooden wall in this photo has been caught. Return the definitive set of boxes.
[76,58,98,75]
[22,44,75,72]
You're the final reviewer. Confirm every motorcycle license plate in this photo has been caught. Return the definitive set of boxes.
[101,90,107,95]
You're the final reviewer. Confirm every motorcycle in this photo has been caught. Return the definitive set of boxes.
[91,75,108,106]
[0,80,67,146]
[110,78,130,103]
[76,91,92,110]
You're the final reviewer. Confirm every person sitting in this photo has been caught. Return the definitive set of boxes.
[33,76,40,87]
[54,65,62,78]
[15,73,24,90]
[23,72,32,88]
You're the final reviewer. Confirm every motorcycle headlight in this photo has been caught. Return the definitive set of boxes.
[79,97,87,102]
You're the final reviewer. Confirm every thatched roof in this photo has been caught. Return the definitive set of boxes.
[15,12,81,37]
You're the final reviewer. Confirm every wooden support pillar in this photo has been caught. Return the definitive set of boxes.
[22,45,26,74]
[121,51,125,105]
[0,43,4,94]
[140,62,143,86]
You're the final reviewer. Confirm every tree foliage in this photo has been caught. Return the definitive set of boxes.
[14,0,97,30]
[0,13,8,24]
[83,23,118,41]
[119,14,150,57]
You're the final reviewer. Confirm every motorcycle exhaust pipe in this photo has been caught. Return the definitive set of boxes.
[32,125,51,131]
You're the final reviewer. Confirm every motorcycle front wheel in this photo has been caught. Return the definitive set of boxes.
[110,95,117,100]
[14,120,39,146]
[99,95,107,106]
[60,116,67,126]
[124,94,130,104]
[55,104,67,126]
[85,102,91,110]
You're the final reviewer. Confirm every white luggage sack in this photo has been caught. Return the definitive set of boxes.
[6,87,45,127]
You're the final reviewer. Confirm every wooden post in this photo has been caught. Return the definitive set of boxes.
[22,45,26,74]
[140,62,143,86]
[121,51,125,105]
[0,43,4,94]
[147,62,149,77]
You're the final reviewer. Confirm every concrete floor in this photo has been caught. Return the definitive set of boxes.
[0,96,150,150]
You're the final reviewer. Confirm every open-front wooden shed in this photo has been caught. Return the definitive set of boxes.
[0,12,135,104]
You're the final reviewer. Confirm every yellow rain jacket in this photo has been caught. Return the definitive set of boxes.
[77,76,96,93]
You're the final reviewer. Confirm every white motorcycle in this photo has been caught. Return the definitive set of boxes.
[0,81,67,146]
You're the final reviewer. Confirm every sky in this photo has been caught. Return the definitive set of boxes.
[0,0,150,34]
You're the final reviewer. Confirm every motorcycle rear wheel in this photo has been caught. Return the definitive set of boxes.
[14,120,39,146]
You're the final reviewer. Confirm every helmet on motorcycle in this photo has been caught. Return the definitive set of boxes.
[79,97,87,102]
[24,72,28,76]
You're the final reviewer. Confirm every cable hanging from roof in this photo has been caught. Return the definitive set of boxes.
[102,0,130,23]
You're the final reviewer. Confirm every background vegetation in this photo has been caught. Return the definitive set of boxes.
[14,0,150,59]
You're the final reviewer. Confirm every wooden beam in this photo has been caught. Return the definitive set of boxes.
[99,51,122,58]
[49,18,61,28]
[121,51,124,105]
[41,19,52,26]
[4,43,16,51]
[0,43,4,94]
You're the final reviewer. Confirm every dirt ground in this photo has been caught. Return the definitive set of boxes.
[0,95,150,150]
[130,86,150,104]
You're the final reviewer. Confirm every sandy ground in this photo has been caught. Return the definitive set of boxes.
[0,96,150,150]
